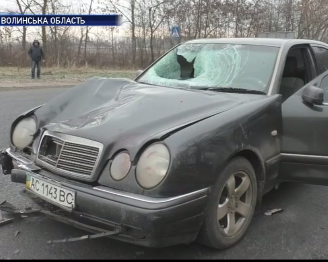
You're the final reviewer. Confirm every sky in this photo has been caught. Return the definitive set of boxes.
[0,0,133,42]
[2,0,99,13]
[1,0,131,15]
[0,0,172,43]
[2,0,17,11]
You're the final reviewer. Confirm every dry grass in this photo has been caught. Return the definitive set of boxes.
[0,66,136,89]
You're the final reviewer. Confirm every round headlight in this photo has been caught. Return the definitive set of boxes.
[110,152,131,181]
[12,117,37,149]
[136,143,170,189]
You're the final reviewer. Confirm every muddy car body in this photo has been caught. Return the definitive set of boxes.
[2,38,328,249]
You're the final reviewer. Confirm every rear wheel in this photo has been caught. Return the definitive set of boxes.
[198,157,257,250]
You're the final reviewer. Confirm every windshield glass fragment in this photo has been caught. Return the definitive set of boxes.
[137,43,280,93]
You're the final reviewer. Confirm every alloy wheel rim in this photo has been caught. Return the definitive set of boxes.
[217,171,253,237]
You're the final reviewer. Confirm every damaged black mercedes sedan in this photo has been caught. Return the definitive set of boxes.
[3,37,328,250]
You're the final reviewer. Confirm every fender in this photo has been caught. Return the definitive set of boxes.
[144,95,282,198]
[95,95,281,198]
[224,146,267,211]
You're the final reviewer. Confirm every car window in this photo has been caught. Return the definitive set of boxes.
[288,49,304,68]
[312,46,328,75]
[320,74,328,102]
[279,47,313,102]
[137,43,280,93]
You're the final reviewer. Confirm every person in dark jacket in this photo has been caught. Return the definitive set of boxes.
[28,40,45,79]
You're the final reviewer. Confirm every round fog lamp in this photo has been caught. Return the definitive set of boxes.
[110,152,131,181]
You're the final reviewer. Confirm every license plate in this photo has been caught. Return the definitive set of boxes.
[26,173,75,209]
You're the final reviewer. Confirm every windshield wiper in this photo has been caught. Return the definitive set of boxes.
[193,87,266,95]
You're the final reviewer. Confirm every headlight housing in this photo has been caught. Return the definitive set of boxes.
[12,117,37,149]
[110,152,131,181]
[136,143,170,189]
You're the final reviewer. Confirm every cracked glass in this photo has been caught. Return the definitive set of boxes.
[137,43,280,92]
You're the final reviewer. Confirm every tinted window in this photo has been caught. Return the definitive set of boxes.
[279,47,314,102]
[312,46,328,75]
[288,49,304,68]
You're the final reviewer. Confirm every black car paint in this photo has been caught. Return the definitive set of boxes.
[19,181,208,248]
[161,95,282,196]
[10,38,328,198]
[255,39,328,188]
[3,79,283,247]
[33,77,245,162]
[25,77,281,197]
[282,74,328,156]
[100,94,282,198]
[6,38,328,248]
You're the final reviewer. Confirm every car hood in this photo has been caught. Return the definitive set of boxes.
[34,78,264,159]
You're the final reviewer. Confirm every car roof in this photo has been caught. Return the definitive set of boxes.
[184,38,327,47]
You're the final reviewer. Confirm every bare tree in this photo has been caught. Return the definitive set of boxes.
[15,0,34,51]
[4,0,328,69]
[31,0,48,59]
[83,0,94,67]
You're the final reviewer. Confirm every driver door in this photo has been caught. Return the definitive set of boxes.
[279,70,328,185]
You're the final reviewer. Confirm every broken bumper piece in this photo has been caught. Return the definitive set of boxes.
[1,148,209,248]
[0,199,120,243]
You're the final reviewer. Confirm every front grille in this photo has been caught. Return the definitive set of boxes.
[36,131,103,181]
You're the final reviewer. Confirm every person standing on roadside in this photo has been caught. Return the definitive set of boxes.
[28,40,45,79]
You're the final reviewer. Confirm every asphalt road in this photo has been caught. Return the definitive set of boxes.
[1,88,328,259]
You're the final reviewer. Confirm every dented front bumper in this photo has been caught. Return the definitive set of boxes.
[0,148,209,248]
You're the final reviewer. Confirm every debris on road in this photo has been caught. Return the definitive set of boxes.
[136,251,145,256]
[47,231,120,244]
[0,200,121,244]
[0,202,14,226]
[0,200,19,212]
[0,213,13,226]
[0,200,41,216]
[14,249,20,255]
[15,230,20,237]
[265,208,283,216]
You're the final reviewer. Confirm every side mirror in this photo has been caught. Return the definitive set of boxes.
[302,85,324,105]
[135,70,143,78]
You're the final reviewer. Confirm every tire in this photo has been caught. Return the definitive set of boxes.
[198,156,258,250]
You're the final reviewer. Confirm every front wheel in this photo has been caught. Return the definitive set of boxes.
[198,157,258,250]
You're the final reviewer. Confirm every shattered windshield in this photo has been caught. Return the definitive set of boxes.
[137,43,280,93]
